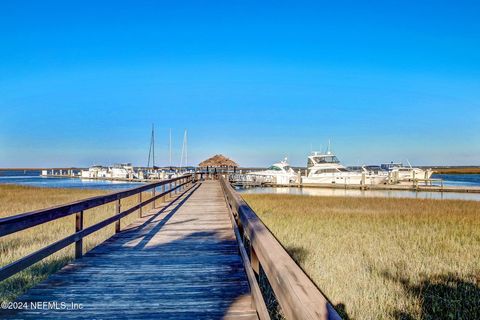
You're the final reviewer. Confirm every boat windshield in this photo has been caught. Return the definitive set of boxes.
[313,156,340,164]
[268,166,282,171]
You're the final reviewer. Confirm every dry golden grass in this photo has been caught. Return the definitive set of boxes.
[243,194,480,320]
[433,167,480,174]
[0,185,156,302]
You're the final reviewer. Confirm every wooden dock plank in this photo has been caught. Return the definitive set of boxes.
[3,181,258,319]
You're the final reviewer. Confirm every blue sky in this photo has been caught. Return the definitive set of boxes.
[0,1,479,167]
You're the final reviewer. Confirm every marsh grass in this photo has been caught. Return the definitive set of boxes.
[0,185,156,302]
[433,167,480,174]
[243,194,480,320]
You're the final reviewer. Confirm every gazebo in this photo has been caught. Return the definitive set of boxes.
[198,154,238,173]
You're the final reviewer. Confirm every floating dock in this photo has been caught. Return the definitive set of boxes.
[230,175,480,193]
[39,168,480,194]
[275,182,480,193]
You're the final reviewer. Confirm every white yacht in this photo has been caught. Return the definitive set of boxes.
[381,162,433,182]
[249,158,298,185]
[302,152,387,185]
[111,163,136,179]
[81,165,109,179]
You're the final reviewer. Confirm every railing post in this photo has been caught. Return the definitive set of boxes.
[75,211,83,259]
[250,245,260,275]
[152,186,156,209]
[162,184,166,202]
[115,198,121,233]
[138,192,143,218]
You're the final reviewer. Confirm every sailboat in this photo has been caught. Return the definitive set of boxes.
[147,124,158,169]
[146,124,163,180]
[179,129,188,171]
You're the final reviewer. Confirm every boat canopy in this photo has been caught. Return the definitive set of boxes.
[308,155,340,167]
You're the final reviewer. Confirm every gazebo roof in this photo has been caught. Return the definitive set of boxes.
[198,154,239,168]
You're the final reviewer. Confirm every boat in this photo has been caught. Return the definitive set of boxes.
[301,151,387,185]
[381,162,433,182]
[111,163,136,179]
[248,158,298,185]
[81,165,109,179]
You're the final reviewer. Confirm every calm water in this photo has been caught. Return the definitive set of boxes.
[238,173,480,201]
[237,186,480,201]
[431,174,480,187]
[1,170,479,200]
[0,170,144,190]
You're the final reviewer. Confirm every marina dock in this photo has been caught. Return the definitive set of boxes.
[36,167,480,194]
[229,174,480,194]
[6,165,480,194]
[235,181,480,194]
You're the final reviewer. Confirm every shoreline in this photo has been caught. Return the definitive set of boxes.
[432,167,480,174]
[276,182,480,193]
[2,166,480,174]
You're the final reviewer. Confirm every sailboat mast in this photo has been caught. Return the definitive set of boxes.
[169,129,172,168]
[147,124,154,169]
[152,124,155,169]
[185,129,188,167]
[180,129,187,169]
[180,132,184,168]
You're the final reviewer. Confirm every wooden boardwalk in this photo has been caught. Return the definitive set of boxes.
[6,181,257,319]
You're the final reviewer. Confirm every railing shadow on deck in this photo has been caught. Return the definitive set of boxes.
[2,229,255,319]
[134,183,201,250]
[0,174,197,301]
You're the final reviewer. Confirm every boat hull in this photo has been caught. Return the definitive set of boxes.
[302,173,387,185]
[248,172,298,185]
[392,169,433,181]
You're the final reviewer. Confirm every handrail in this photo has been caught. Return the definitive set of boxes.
[0,174,196,282]
[221,184,270,320]
[0,175,191,236]
[220,177,341,320]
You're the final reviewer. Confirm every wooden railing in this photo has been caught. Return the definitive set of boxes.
[0,174,195,282]
[220,177,341,320]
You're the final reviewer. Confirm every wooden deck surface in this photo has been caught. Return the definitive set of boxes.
[4,181,257,319]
